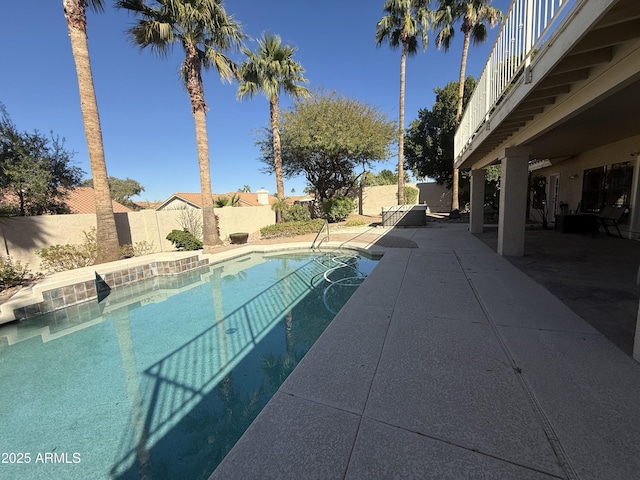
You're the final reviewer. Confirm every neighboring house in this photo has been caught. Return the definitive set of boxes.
[0,186,131,214]
[156,190,307,211]
[62,186,132,214]
[133,201,163,210]
[456,0,640,256]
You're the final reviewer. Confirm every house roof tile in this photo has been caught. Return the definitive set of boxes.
[63,187,132,214]
[0,186,131,214]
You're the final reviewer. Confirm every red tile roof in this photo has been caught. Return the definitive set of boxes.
[64,187,132,214]
[64,187,132,213]
[0,187,131,214]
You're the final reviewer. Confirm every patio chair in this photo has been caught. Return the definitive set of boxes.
[593,204,627,238]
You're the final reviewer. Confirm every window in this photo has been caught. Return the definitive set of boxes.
[581,162,633,212]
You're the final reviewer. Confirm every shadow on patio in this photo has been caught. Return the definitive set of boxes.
[475,226,640,356]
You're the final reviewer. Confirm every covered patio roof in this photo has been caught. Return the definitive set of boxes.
[456,0,640,170]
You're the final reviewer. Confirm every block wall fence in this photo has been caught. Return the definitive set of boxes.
[1,206,275,272]
[1,184,452,272]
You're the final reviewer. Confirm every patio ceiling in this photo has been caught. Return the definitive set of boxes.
[457,0,640,170]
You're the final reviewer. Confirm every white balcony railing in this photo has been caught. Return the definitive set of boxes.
[454,0,574,161]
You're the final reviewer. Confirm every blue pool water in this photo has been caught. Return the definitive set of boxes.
[0,251,377,480]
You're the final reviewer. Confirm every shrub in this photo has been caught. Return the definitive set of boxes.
[404,186,419,204]
[322,196,354,223]
[260,219,325,239]
[283,204,311,222]
[177,207,203,240]
[0,258,33,290]
[344,218,367,227]
[120,240,155,258]
[37,228,100,273]
[166,229,203,251]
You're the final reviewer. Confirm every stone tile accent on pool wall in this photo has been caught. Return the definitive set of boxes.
[11,255,209,321]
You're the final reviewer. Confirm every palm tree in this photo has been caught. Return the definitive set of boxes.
[271,195,290,222]
[376,0,431,205]
[117,0,246,247]
[63,0,120,263]
[237,34,309,222]
[433,0,502,211]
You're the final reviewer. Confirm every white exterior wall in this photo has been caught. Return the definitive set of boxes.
[532,135,640,219]
[161,198,199,210]
[2,206,275,272]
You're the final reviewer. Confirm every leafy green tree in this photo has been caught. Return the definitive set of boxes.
[80,176,145,208]
[405,77,475,185]
[63,0,120,263]
[117,0,247,247]
[238,185,251,193]
[405,77,499,208]
[376,0,431,205]
[360,171,378,187]
[259,91,397,204]
[237,33,309,222]
[369,168,410,185]
[433,0,502,210]
[376,169,398,185]
[0,105,83,215]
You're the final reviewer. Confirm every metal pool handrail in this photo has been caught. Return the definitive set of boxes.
[311,220,329,250]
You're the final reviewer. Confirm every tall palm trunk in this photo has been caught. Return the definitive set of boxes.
[452,25,473,213]
[397,42,407,206]
[185,43,221,247]
[64,0,120,264]
[193,109,220,246]
[270,97,285,222]
[456,29,472,120]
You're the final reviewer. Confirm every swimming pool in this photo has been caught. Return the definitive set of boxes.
[0,251,378,480]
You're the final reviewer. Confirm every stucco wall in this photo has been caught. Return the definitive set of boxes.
[532,135,640,218]
[358,184,418,216]
[417,182,452,212]
[2,206,275,272]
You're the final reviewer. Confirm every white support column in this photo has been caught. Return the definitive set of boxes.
[634,296,640,363]
[498,147,532,256]
[469,168,486,234]
[628,154,640,240]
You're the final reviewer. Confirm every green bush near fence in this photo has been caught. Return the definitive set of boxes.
[37,228,100,273]
[404,186,418,204]
[260,219,325,239]
[283,204,311,222]
[166,229,203,251]
[120,241,156,258]
[0,258,34,290]
[322,196,354,223]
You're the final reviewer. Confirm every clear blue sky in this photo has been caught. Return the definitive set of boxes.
[0,0,510,203]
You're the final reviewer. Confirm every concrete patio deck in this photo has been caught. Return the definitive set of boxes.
[209,223,640,480]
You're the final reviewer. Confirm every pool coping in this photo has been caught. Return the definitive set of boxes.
[0,241,386,326]
[208,224,640,480]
